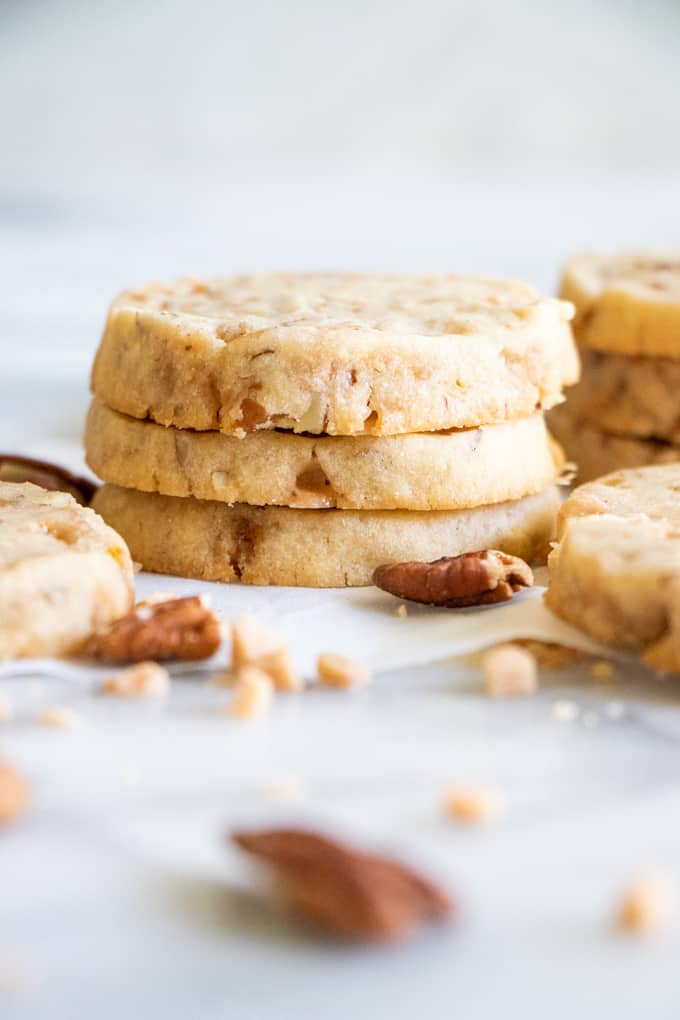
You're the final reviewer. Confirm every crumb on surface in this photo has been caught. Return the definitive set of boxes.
[316,653,371,689]
[100,661,170,699]
[512,640,584,670]
[260,775,306,801]
[444,786,505,825]
[483,643,537,698]
[229,665,274,719]
[37,707,84,729]
[591,660,616,680]
[230,614,282,670]
[395,603,408,618]
[253,646,303,692]
[551,699,579,722]
[616,874,676,935]
[0,695,11,723]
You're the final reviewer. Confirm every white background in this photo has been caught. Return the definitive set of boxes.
[2,2,680,1018]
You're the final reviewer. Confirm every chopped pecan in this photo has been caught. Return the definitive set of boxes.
[0,760,29,827]
[373,549,533,608]
[90,595,221,664]
[231,828,453,942]
[0,454,96,505]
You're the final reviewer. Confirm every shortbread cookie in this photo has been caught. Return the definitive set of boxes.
[548,404,680,483]
[91,273,577,437]
[561,252,680,358]
[551,348,680,444]
[92,484,559,587]
[86,400,564,511]
[0,482,134,659]
[546,465,680,672]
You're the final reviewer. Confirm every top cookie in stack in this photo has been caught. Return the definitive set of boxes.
[549,253,680,481]
[87,273,577,586]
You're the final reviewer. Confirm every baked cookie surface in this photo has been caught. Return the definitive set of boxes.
[561,252,680,358]
[86,400,564,511]
[0,482,134,659]
[546,465,680,672]
[91,273,577,436]
[92,484,559,588]
[548,404,680,483]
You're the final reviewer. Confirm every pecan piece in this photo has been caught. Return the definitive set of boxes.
[90,595,221,664]
[373,549,533,608]
[0,453,96,505]
[231,827,453,942]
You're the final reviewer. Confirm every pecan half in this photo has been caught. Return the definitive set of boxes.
[232,827,453,942]
[0,454,96,505]
[90,595,221,664]
[373,549,533,608]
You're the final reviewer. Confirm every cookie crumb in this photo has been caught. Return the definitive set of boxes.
[615,874,676,935]
[230,614,281,670]
[0,760,28,826]
[261,775,306,801]
[551,699,579,722]
[444,786,505,825]
[317,653,370,689]
[253,646,303,692]
[100,661,170,699]
[0,695,11,723]
[591,660,616,680]
[230,665,274,719]
[513,639,584,670]
[38,707,84,729]
[395,604,408,618]
[482,644,537,698]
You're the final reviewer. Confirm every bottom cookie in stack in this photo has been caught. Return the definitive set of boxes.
[92,483,560,587]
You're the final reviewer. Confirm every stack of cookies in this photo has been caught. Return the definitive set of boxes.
[86,273,577,587]
[549,253,680,482]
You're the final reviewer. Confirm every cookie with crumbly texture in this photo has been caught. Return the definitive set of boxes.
[91,273,577,437]
[0,482,134,659]
[561,252,680,358]
[92,484,559,588]
[546,465,680,673]
[548,404,680,483]
[86,400,564,511]
[551,348,680,444]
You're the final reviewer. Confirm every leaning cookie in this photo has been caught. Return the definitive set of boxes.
[0,482,134,659]
[548,404,680,483]
[91,273,577,437]
[561,252,680,358]
[92,484,559,588]
[545,464,680,673]
[86,400,564,511]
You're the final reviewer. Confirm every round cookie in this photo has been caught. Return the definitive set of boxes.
[546,464,680,673]
[86,400,565,511]
[0,482,134,659]
[92,484,560,588]
[551,348,680,445]
[548,404,680,483]
[561,252,680,358]
[91,273,577,437]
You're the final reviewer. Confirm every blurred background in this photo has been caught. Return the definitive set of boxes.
[1,0,679,408]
